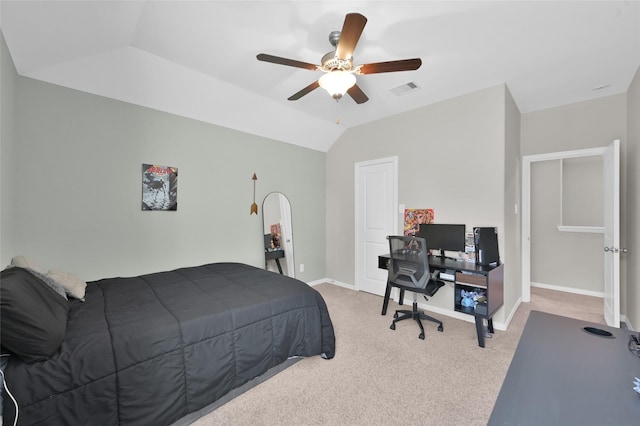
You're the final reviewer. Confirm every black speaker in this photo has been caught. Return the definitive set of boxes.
[474,227,500,266]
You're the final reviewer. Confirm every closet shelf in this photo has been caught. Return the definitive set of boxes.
[556,225,604,234]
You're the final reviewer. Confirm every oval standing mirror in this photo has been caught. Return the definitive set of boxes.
[262,192,295,277]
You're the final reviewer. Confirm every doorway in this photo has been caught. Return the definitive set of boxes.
[521,140,620,326]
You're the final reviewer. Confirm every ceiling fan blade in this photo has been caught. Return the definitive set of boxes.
[257,53,319,71]
[347,84,369,104]
[288,81,320,101]
[358,58,422,74]
[335,13,367,60]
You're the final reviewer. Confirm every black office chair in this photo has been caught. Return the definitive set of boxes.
[386,235,444,340]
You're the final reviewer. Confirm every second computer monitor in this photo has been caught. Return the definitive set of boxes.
[417,223,466,258]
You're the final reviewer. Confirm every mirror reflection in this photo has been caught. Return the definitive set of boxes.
[262,192,295,277]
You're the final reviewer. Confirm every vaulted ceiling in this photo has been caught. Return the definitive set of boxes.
[2,1,639,152]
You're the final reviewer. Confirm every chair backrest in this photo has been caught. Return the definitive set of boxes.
[387,235,430,289]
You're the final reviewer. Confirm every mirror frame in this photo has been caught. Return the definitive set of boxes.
[262,192,295,278]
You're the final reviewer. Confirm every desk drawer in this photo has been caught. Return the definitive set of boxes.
[455,272,486,287]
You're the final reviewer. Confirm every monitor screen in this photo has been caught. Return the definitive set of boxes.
[417,223,466,257]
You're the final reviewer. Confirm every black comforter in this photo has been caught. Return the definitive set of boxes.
[2,262,335,425]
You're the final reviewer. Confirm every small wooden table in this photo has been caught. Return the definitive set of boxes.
[265,249,284,274]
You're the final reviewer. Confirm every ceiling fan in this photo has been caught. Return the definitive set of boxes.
[257,12,422,104]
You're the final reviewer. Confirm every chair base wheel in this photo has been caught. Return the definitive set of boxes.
[393,312,398,319]
[419,332,425,340]
[390,323,396,330]
[437,325,444,332]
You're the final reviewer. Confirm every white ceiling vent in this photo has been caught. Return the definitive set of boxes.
[390,81,421,96]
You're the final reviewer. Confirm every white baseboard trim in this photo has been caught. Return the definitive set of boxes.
[501,296,522,331]
[531,281,604,298]
[316,280,633,332]
[319,280,509,331]
[308,278,355,290]
[415,301,494,327]
[621,314,634,331]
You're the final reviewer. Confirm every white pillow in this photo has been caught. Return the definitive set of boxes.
[47,269,87,301]
[10,256,46,275]
[25,267,68,300]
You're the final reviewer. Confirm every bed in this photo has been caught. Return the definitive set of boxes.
[1,261,335,425]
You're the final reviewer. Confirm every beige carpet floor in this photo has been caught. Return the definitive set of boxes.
[189,284,604,426]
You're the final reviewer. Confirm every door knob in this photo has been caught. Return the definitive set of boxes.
[604,247,615,252]
[621,248,628,253]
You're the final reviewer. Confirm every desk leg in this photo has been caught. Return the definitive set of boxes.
[274,259,283,274]
[475,316,486,348]
[487,318,494,334]
[382,282,392,315]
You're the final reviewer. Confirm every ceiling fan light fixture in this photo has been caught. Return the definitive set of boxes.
[319,71,356,100]
[257,13,420,104]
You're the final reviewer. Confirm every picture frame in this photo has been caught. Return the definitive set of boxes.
[141,164,178,211]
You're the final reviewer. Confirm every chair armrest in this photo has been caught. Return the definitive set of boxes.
[424,280,445,297]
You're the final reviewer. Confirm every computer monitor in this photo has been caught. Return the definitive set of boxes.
[417,223,466,258]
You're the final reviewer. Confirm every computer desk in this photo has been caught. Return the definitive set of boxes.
[379,253,504,347]
[488,310,640,425]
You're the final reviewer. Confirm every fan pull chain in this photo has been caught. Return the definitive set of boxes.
[335,99,340,125]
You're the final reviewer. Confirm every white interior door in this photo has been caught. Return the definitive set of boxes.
[603,139,620,327]
[355,157,397,296]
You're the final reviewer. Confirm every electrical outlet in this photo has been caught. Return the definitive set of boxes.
[299,264,305,273]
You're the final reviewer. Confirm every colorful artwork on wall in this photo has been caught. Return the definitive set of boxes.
[142,164,178,211]
[403,208,434,236]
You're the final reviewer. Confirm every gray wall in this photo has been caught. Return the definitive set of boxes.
[326,85,517,326]
[521,93,629,317]
[0,37,326,282]
[521,94,627,156]
[626,66,640,330]
[4,25,638,328]
[1,34,16,268]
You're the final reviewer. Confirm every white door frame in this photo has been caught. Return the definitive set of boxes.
[521,145,609,302]
[355,156,398,294]
[603,139,620,327]
[279,193,295,278]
